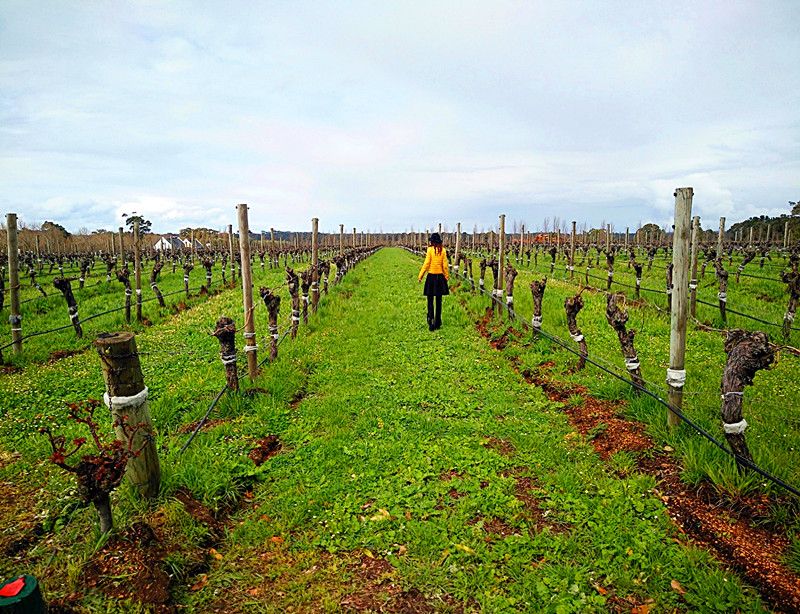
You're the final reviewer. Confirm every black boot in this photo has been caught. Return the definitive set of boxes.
[434,317,441,330]
[428,316,435,331]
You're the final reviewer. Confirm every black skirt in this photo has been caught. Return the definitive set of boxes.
[423,273,450,296]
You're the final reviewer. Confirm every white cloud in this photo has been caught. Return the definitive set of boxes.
[1,0,798,235]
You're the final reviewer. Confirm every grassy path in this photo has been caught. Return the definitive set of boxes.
[193,248,763,613]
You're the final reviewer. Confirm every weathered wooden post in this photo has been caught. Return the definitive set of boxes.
[780,269,799,341]
[454,222,462,278]
[6,213,23,355]
[496,215,505,315]
[95,332,161,498]
[667,187,692,427]
[259,287,281,362]
[570,221,576,279]
[118,227,126,267]
[689,215,700,318]
[339,224,344,257]
[228,224,236,284]
[718,217,726,257]
[714,259,729,322]
[353,227,357,248]
[237,204,258,380]
[784,221,790,250]
[134,220,143,323]
[311,218,320,314]
[53,277,83,338]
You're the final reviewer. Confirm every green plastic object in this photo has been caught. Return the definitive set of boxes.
[0,575,47,614]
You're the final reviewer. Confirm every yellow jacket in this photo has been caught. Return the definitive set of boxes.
[419,246,449,281]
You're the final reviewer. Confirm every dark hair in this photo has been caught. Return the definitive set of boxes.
[429,232,443,255]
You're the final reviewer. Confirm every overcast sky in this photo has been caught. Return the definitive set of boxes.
[1,1,798,235]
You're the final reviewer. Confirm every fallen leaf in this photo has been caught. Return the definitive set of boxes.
[454,543,477,555]
[369,508,391,522]
[405,511,412,520]
[269,536,284,543]
[663,445,674,452]
[670,579,687,594]
[208,548,223,560]
[190,574,208,591]
[363,549,374,559]
[631,604,655,614]
[247,588,261,596]
[260,515,271,521]
[595,585,608,595]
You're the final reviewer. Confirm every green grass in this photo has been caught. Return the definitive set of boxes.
[457,245,800,500]
[0,252,337,366]
[0,248,769,612]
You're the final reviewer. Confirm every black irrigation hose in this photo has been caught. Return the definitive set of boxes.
[694,298,800,333]
[455,268,800,499]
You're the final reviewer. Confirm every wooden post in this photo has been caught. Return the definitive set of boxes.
[667,188,693,427]
[718,217,726,256]
[454,222,462,276]
[606,223,611,251]
[134,220,143,323]
[228,224,236,284]
[563,221,573,279]
[784,221,790,249]
[6,214,22,355]
[748,227,753,247]
[339,224,344,256]
[497,214,505,314]
[311,217,319,313]
[95,332,160,498]
[353,227,357,248]
[118,227,126,267]
[689,215,700,318]
[237,205,258,380]
[518,224,525,263]
[625,227,629,250]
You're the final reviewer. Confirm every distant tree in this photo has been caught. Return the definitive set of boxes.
[42,221,70,238]
[122,212,152,234]
[791,200,800,217]
[92,229,108,235]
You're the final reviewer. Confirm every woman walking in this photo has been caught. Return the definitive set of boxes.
[418,232,449,331]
